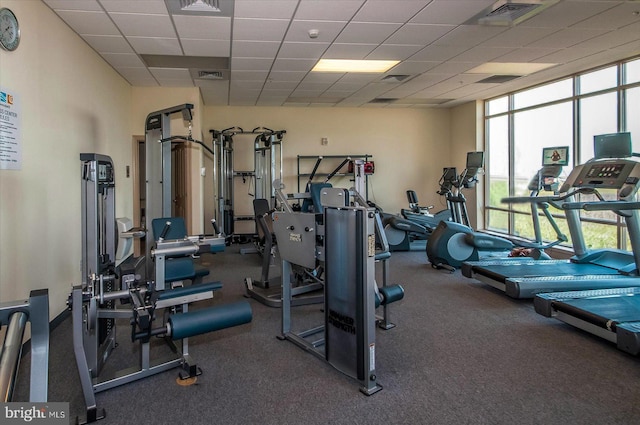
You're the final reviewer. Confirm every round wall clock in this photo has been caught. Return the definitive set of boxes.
[0,8,20,51]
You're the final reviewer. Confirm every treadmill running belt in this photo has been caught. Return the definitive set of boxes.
[473,262,620,281]
[554,295,640,328]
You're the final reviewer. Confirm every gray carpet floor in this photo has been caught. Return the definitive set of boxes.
[14,245,640,424]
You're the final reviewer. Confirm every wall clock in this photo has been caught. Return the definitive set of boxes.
[0,8,20,51]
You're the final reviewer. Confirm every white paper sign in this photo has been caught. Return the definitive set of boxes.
[0,87,21,170]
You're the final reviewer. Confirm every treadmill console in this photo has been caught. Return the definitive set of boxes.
[562,159,640,199]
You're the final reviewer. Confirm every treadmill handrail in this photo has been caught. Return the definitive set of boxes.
[562,201,640,211]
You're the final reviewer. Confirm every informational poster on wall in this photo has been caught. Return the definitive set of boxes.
[0,87,21,170]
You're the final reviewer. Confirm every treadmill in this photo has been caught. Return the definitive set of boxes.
[462,145,640,299]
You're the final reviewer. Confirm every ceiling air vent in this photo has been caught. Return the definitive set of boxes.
[466,0,559,27]
[198,70,224,80]
[380,75,411,83]
[477,75,522,83]
[368,98,398,104]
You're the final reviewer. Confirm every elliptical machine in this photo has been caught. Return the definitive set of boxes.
[427,149,569,271]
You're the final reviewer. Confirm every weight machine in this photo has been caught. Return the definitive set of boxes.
[0,289,50,403]
[209,127,284,244]
[273,179,404,394]
[72,153,252,424]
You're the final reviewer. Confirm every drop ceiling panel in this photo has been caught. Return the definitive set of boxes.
[263,80,299,90]
[233,0,298,19]
[527,28,611,49]
[277,42,330,59]
[231,70,270,81]
[55,10,120,36]
[266,71,308,82]
[572,3,640,30]
[335,22,402,44]
[302,72,345,83]
[411,0,495,25]
[571,22,640,51]
[127,37,183,55]
[173,16,231,40]
[352,1,428,23]
[81,35,135,54]
[427,61,481,74]
[409,44,468,61]
[480,27,562,48]
[294,0,364,21]
[232,41,281,58]
[110,13,176,38]
[233,18,290,41]
[521,0,618,29]
[366,44,424,61]
[385,24,454,45]
[182,39,231,56]
[117,67,157,83]
[449,46,515,63]
[434,25,507,47]
[388,60,440,74]
[43,0,102,11]
[271,58,317,72]
[285,20,349,43]
[322,43,377,59]
[231,57,275,71]
[100,0,168,14]
[493,47,560,63]
[102,53,147,67]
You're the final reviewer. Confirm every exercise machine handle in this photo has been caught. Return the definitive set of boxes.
[325,157,351,183]
[159,221,171,241]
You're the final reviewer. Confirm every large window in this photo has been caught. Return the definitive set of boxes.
[485,57,640,250]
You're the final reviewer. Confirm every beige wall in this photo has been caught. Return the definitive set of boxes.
[204,106,452,216]
[0,0,132,316]
[450,101,484,228]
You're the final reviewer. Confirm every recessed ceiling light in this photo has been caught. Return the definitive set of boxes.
[465,62,557,75]
[312,59,400,73]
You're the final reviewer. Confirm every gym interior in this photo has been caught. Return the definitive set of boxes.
[1,1,640,424]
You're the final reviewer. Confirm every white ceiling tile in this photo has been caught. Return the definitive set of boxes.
[233,0,298,19]
[427,61,481,74]
[278,42,330,59]
[493,47,560,63]
[296,81,333,91]
[117,67,156,81]
[182,39,231,56]
[527,28,610,49]
[285,20,349,43]
[157,79,195,87]
[432,25,507,47]
[338,73,381,83]
[366,44,424,60]
[449,46,516,63]
[571,22,640,51]
[322,43,377,59]
[267,71,308,81]
[480,27,562,48]
[101,53,146,67]
[55,10,120,35]
[233,18,289,41]
[521,0,618,28]
[388,61,440,74]
[335,22,402,44]
[409,44,468,61]
[353,1,428,23]
[302,72,345,83]
[173,16,231,40]
[201,85,230,106]
[572,2,640,29]
[411,0,495,25]
[385,24,453,45]
[44,0,102,11]
[329,81,369,91]
[295,0,364,20]
[534,47,607,64]
[231,70,270,81]
[127,37,183,55]
[100,0,168,14]
[263,81,299,90]
[232,41,281,58]
[110,13,175,37]
[81,35,134,53]
[232,57,275,70]
[271,58,317,72]
[231,80,265,90]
